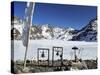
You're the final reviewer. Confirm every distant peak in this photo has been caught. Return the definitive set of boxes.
[67,27,75,31]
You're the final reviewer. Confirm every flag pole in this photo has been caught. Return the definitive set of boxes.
[23,2,35,69]
[23,41,29,69]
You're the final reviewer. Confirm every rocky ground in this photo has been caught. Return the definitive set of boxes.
[11,59,97,74]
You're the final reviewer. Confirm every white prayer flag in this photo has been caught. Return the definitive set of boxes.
[22,2,35,47]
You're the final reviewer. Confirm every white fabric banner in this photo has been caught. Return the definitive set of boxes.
[22,2,35,47]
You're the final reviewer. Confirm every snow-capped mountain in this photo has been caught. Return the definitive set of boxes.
[11,16,97,42]
[11,16,24,40]
[29,25,75,40]
[72,18,97,42]
[30,25,54,39]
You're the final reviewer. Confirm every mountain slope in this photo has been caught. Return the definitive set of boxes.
[72,18,97,42]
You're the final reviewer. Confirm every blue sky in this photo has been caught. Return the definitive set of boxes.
[11,1,97,30]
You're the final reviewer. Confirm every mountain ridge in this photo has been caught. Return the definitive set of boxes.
[11,16,97,42]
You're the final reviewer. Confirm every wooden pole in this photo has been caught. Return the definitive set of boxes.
[37,49,39,66]
[52,47,54,66]
[23,45,28,68]
[48,49,49,66]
